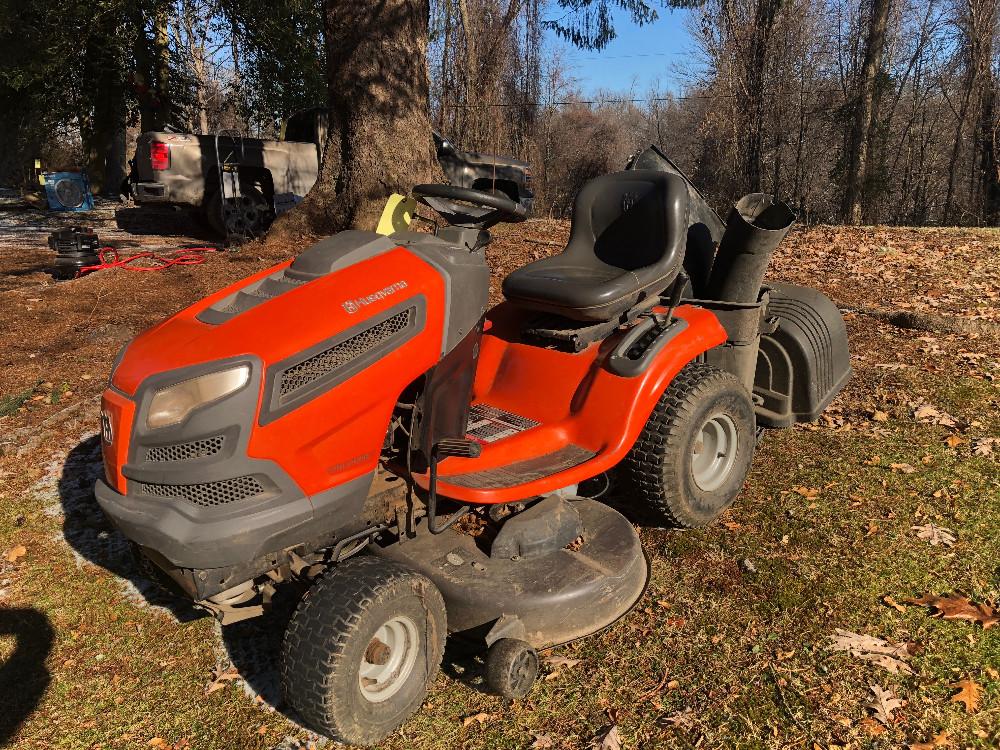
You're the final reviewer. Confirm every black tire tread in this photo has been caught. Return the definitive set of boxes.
[623,362,750,528]
[281,555,445,744]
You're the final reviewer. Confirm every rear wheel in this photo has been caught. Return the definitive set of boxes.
[282,556,446,746]
[622,363,755,528]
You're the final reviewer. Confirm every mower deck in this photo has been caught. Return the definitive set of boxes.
[371,498,648,649]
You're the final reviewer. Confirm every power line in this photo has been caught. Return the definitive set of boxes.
[563,51,688,60]
[440,89,837,108]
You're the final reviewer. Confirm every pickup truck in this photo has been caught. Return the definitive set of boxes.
[129,109,534,240]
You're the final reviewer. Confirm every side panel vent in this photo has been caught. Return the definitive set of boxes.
[147,435,225,462]
[280,308,413,396]
[261,297,426,425]
[137,476,265,507]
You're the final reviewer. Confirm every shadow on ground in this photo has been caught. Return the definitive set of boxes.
[56,438,619,728]
[57,435,203,621]
[0,608,54,745]
[214,582,492,723]
[115,206,216,240]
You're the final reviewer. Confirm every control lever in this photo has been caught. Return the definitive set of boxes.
[427,438,482,534]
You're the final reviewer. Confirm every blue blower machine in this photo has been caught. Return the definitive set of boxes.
[42,171,94,211]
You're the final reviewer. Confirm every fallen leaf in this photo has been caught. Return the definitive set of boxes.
[148,739,169,750]
[911,523,957,547]
[591,725,622,750]
[882,595,907,613]
[949,678,982,714]
[792,486,820,499]
[971,437,996,455]
[906,593,998,629]
[5,545,26,563]
[531,733,555,749]
[891,462,917,474]
[867,684,903,726]
[913,404,958,427]
[462,711,492,727]
[204,666,240,694]
[908,730,951,749]
[545,656,582,668]
[859,717,886,736]
[829,629,913,674]
[873,410,889,422]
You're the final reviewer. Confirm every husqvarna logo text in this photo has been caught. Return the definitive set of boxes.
[342,280,408,314]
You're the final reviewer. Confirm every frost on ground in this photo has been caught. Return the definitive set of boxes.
[34,431,198,618]
[34,427,321,744]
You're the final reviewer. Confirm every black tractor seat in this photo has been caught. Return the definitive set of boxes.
[502,170,690,322]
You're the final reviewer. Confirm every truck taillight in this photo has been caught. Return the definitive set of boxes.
[150,142,170,171]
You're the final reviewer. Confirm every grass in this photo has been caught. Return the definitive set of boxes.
[1,223,998,749]
[2,365,996,749]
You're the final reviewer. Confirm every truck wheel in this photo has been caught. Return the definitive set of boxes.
[282,556,446,747]
[622,363,755,528]
[204,185,273,240]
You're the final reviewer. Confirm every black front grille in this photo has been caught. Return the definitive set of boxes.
[278,308,414,396]
[136,475,265,507]
[146,435,225,462]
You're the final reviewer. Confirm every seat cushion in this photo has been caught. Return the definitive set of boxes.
[503,254,661,322]
[502,171,690,323]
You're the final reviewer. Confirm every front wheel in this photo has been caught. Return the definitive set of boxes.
[282,556,446,746]
[622,363,755,528]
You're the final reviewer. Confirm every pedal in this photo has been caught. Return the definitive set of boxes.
[435,438,482,458]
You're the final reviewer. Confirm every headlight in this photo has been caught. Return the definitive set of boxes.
[147,365,250,429]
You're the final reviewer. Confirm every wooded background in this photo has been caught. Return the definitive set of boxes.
[0,0,997,226]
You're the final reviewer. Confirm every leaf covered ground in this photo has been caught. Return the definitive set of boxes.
[0,205,998,749]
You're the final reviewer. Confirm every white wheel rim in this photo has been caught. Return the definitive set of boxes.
[691,412,739,492]
[358,615,420,703]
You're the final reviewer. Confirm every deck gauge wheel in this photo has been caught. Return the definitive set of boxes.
[484,638,539,699]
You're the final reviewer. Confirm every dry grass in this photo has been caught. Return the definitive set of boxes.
[0,205,997,749]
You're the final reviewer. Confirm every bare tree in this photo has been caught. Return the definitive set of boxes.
[841,0,892,224]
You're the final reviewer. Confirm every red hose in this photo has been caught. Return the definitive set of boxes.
[76,246,222,276]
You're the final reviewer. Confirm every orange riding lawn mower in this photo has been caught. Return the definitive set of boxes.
[96,146,850,745]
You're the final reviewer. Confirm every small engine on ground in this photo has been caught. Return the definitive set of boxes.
[47,226,101,279]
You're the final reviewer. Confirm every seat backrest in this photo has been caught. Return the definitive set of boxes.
[564,170,689,273]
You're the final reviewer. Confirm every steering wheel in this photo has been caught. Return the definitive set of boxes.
[412,184,527,229]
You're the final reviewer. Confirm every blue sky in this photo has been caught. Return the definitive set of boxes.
[549,5,701,97]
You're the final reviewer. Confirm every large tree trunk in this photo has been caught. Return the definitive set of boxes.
[841,0,892,225]
[269,0,439,239]
[82,18,128,194]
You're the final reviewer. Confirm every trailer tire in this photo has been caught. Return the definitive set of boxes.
[282,556,446,747]
[622,363,755,528]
